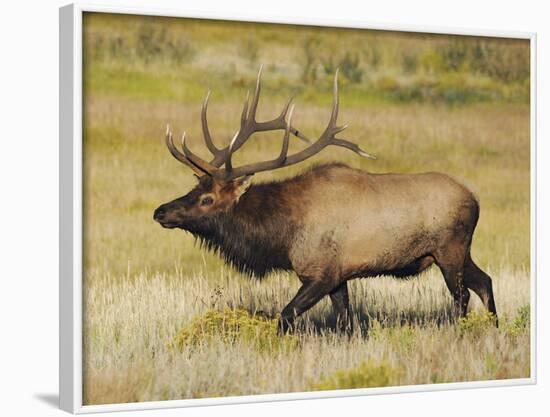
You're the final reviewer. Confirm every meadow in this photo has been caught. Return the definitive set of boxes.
[82,13,531,404]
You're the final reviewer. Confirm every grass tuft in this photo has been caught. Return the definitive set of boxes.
[173,308,298,352]
[458,310,498,338]
[367,320,417,351]
[312,361,401,390]
[504,305,530,338]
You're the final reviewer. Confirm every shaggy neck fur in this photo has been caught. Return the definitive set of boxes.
[185,181,299,278]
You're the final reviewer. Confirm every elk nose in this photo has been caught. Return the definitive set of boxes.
[153,207,166,222]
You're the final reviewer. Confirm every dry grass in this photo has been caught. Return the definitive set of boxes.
[82,13,531,405]
[83,267,530,404]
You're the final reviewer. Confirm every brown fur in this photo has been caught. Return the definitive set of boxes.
[154,163,497,333]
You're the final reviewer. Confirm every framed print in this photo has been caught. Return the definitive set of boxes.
[59,3,537,413]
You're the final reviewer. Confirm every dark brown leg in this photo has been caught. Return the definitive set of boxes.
[464,253,498,325]
[278,279,333,334]
[329,281,353,335]
[434,250,470,319]
[439,264,470,318]
[434,239,471,319]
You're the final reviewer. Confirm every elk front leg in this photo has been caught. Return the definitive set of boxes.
[329,281,353,335]
[278,279,333,334]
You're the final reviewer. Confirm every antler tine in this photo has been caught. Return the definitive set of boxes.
[275,104,294,164]
[165,125,208,177]
[180,132,219,175]
[255,94,311,144]
[208,65,312,169]
[217,106,296,181]
[225,131,240,173]
[201,91,224,157]
[332,138,377,159]
[210,66,263,169]
[330,69,340,125]
[219,71,375,180]
[248,64,263,122]
[240,90,250,129]
[277,95,293,123]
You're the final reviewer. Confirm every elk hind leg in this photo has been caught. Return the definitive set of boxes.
[435,247,470,318]
[464,253,498,325]
[438,264,470,318]
[329,281,353,335]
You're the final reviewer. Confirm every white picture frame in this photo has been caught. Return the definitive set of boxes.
[59,2,537,413]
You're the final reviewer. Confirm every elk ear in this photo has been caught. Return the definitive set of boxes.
[232,175,253,200]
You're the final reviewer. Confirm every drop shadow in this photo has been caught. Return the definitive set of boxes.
[34,393,59,409]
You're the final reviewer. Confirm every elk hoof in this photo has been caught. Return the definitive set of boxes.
[277,316,294,335]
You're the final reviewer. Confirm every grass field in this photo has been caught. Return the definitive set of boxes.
[82,13,531,405]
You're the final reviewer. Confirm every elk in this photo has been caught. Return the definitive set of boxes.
[153,67,497,333]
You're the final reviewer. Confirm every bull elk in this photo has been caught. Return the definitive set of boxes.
[154,67,497,333]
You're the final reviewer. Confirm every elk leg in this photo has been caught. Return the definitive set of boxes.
[437,263,470,318]
[329,281,353,335]
[464,254,498,325]
[278,280,333,334]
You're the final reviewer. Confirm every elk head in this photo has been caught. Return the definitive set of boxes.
[153,66,375,231]
[153,175,253,229]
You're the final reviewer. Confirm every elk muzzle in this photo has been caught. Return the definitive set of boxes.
[153,204,181,228]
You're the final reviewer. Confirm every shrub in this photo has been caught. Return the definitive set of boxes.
[437,39,470,72]
[173,308,298,352]
[469,40,530,83]
[388,325,416,351]
[321,55,336,77]
[419,49,445,74]
[312,361,401,390]
[135,22,195,65]
[367,319,416,350]
[401,51,418,74]
[505,305,530,338]
[340,52,363,83]
[241,36,259,67]
[375,73,501,105]
[301,36,321,85]
[435,38,529,83]
[322,51,363,83]
[164,36,196,65]
[364,43,382,69]
[485,352,499,376]
[376,76,400,92]
[367,318,383,340]
[458,310,497,338]
[136,23,163,63]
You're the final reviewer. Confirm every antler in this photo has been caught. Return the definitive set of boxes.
[165,67,375,181]
[197,65,311,168]
[165,126,209,177]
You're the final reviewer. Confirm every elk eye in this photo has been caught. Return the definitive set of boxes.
[200,196,214,206]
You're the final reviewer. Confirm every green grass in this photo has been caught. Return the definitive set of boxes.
[82,12,531,405]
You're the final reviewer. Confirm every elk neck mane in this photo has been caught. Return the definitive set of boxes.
[184,163,349,277]
[188,177,306,278]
